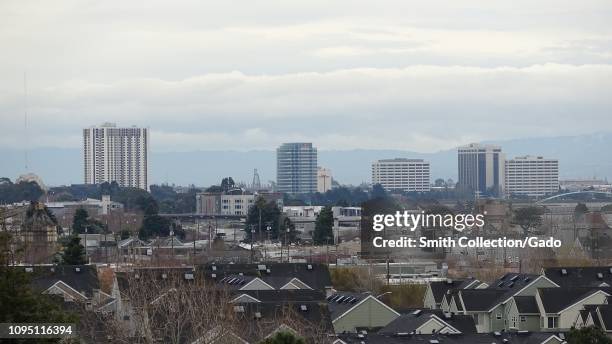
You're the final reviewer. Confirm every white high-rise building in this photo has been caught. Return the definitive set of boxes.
[317,167,332,193]
[505,156,559,197]
[371,158,430,192]
[83,122,149,190]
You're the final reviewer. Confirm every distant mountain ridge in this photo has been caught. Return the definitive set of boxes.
[2,132,611,187]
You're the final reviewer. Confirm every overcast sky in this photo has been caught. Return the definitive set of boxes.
[1,0,612,153]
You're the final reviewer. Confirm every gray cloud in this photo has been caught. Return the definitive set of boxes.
[1,0,612,153]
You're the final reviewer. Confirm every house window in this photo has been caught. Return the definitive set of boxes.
[520,316,526,322]
[496,312,502,320]
[547,316,558,329]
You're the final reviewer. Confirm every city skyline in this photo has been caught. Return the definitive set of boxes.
[1,1,612,153]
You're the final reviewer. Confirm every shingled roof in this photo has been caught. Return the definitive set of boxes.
[337,332,565,344]
[429,279,480,305]
[22,265,100,299]
[514,296,539,314]
[379,309,477,335]
[543,266,612,288]
[537,287,610,313]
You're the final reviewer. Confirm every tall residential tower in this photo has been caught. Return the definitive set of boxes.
[276,143,317,194]
[83,122,149,190]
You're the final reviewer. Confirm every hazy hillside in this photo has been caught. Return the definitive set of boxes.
[1,133,611,187]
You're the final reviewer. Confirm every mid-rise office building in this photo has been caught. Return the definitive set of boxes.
[196,192,255,216]
[317,167,333,193]
[457,143,504,196]
[276,143,317,194]
[371,158,431,192]
[83,122,149,190]
[505,156,559,197]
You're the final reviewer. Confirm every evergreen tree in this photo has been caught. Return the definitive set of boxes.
[60,236,86,265]
[72,208,89,234]
[567,326,612,344]
[313,206,334,245]
[0,233,76,328]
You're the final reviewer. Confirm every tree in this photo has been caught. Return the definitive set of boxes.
[245,197,282,242]
[371,184,388,199]
[221,177,236,192]
[0,233,76,329]
[280,217,298,244]
[575,203,589,219]
[313,206,334,245]
[513,206,544,234]
[139,214,171,240]
[434,178,446,187]
[260,331,305,344]
[60,236,87,265]
[72,208,89,234]
[567,326,612,344]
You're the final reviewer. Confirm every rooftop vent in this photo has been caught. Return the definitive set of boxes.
[254,312,261,319]
[239,272,243,276]
[257,264,266,271]
[396,332,409,337]
[446,279,453,285]
[429,340,439,344]
[444,312,451,319]
[162,273,167,279]
[598,273,604,280]
[517,330,529,335]
[561,269,568,276]
[510,275,519,281]
[300,305,308,312]
[212,266,217,271]
[25,267,33,273]
[494,331,502,336]
[609,268,612,274]
[266,269,271,274]
[307,264,313,270]
[524,277,531,283]
[412,310,422,316]
[75,267,81,272]
[50,267,55,272]
[184,273,194,280]
[211,273,217,278]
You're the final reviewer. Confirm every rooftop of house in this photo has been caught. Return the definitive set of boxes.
[543,266,612,288]
[326,291,370,320]
[514,296,539,314]
[429,278,479,304]
[537,287,610,313]
[19,265,100,299]
[337,332,565,344]
[379,309,477,335]
[458,289,508,312]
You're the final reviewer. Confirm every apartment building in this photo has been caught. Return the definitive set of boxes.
[83,122,149,190]
[276,143,318,194]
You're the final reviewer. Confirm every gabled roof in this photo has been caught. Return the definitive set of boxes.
[538,287,610,314]
[458,289,507,312]
[380,310,477,335]
[326,292,369,320]
[597,304,612,331]
[543,266,612,288]
[337,332,565,344]
[514,296,539,314]
[199,263,332,291]
[429,279,479,304]
[22,265,100,299]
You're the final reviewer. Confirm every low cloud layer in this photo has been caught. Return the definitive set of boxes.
[1,1,612,153]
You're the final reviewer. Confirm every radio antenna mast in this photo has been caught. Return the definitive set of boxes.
[24,71,29,172]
